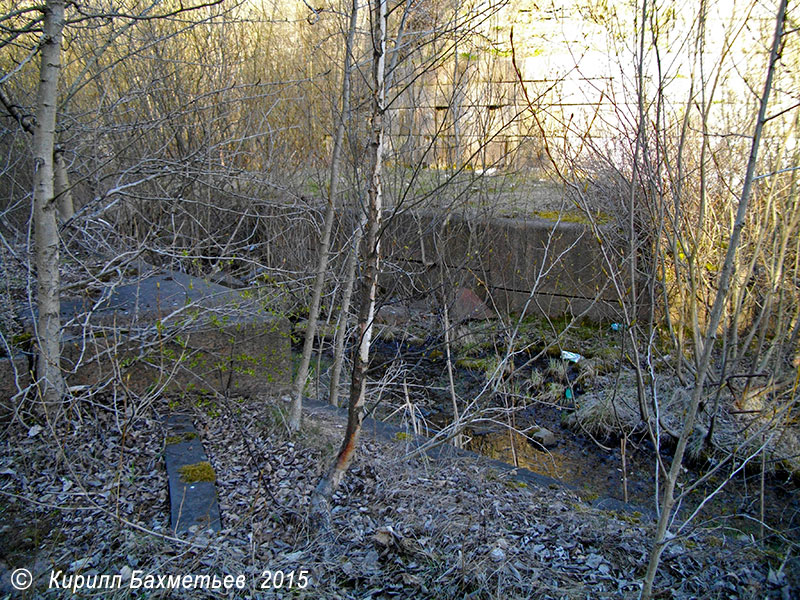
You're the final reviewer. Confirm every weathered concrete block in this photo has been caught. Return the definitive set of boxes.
[383,210,486,272]
[51,269,292,397]
[63,316,291,397]
[0,353,32,402]
[380,208,635,321]
[59,270,255,329]
[482,216,614,300]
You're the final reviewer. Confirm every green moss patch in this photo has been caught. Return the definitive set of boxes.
[165,431,199,445]
[532,210,611,225]
[178,461,216,483]
[11,331,33,351]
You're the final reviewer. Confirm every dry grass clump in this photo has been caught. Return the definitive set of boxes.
[565,370,694,440]
[566,371,800,483]
[577,358,600,385]
[774,428,800,476]
[591,344,621,373]
[529,369,544,390]
[541,381,566,405]
[547,357,568,381]
[565,389,641,438]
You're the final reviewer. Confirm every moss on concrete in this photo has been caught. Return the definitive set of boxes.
[532,210,611,225]
[165,431,199,445]
[178,461,216,483]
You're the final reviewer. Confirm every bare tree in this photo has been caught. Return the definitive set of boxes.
[312,0,387,515]
[639,1,788,596]
[289,0,360,430]
[31,0,67,406]
[0,87,74,223]
[505,0,798,593]
[327,217,364,407]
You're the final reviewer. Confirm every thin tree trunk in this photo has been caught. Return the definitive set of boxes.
[0,85,73,223]
[288,0,359,431]
[442,296,462,448]
[312,0,387,519]
[640,1,786,596]
[435,216,462,448]
[32,0,66,406]
[328,219,364,407]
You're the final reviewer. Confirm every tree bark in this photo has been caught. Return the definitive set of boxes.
[289,0,359,430]
[32,0,67,405]
[311,0,387,519]
[54,149,74,222]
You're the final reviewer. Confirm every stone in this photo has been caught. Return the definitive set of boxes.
[585,553,604,569]
[375,305,412,326]
[531,426,556,448]
[489,547,506,562]
[451,287,493,322]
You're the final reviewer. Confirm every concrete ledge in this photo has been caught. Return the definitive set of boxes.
[164,414,221,534]
[301,396,571,491]
[301,396,654,520]
[59,271,253,328]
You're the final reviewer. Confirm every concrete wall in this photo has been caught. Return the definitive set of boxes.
[381,210,628,321]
